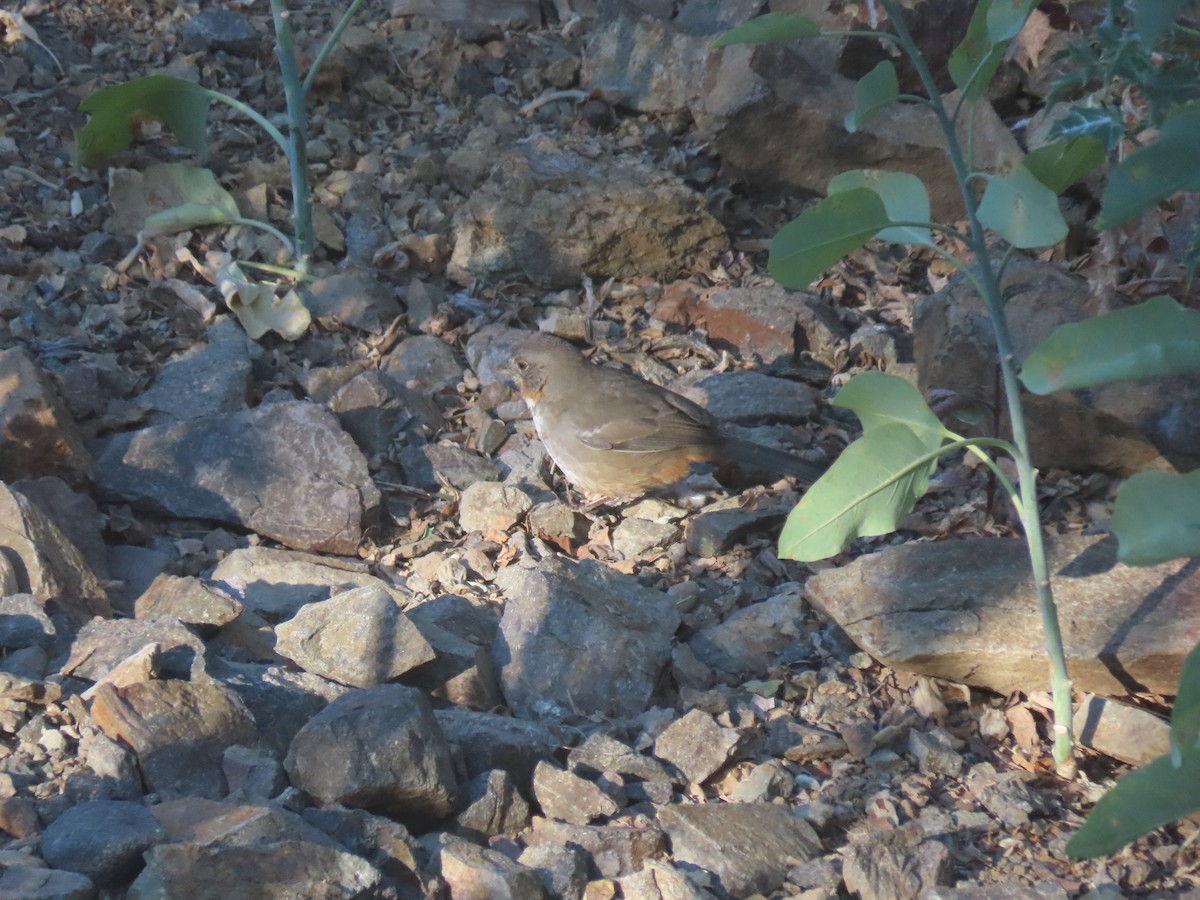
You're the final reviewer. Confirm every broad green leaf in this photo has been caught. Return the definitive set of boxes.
[769,188,889,288]
[1066,749,1200,858]
[985,0,1036,42]
[845,61,899,133]
[948,1,1006,99]
[976,165,1068,248]
[77,75,212,167]
[216,261,311,341]
[832,371,944,450]
[1111,470,1200,566]
[828,170,934,247]
[1048,105,1125,151]
[1019,296,1200,393]
[1171,642,1200,767]
[1134,0,1191,46]
[1098,103,1200,229]
[712,13,820,47]
[779,422,937,561]
[1022,136,1106,195]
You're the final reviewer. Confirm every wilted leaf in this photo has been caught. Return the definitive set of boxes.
[769,188,889,288]
[77,75,212,166]
[216,261,310,341]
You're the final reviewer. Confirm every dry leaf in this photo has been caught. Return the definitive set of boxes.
[1009,9,1054,73]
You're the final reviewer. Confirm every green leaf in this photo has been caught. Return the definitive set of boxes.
[768,188,889,288]
[832,371,944,450]
[138,166,240,237]
[1019,296,1200,393]
[1066,749,1200,858]
[76,75,212,167]
[712,13,820,47]
[1111,470,1200,566]
[1171,642,1200,767]
[1049,105,1125,151]
[1134,0,1191,46]
[976,165,1068,248]
[828,170,934,247]
[778,422,938,561]
[1098,103,1200,229]
[948,1,1005,99]
[985,0,1036,42]
[1022,136,1106,195]
[845,61,899,133]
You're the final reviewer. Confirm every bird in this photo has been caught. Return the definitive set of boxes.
[506,333,825,497]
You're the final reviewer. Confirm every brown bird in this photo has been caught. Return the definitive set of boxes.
[507,333,824,497]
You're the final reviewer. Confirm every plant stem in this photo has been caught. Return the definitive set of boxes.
[268,0,313,277]
[881,0,1075,775]
[302,0,366,98]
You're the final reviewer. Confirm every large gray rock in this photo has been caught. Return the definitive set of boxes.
[448,136,727,289]
[494,557,680,720]
[285,684,459,825]
[41,800,164,887]
[92,400,379,555]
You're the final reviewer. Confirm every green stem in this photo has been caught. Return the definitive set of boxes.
[202,89,290,158]
[268,0,313,277]
[231,215,295,257]
[302,0,366,98]
[881,0,1075,775]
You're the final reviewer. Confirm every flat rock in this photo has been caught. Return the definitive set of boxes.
[652,709,739,785]
[92,400,378,555]
[89,678,259,799]
[656,802,821,897]
[568,732,674,785]
[275,583,435,688]
[0,483,109,623]
[327,370,433,459]
[1073,694,1170,767]
[459,482,533,534]
[133,574,243,630]
[672,370,817,426]
[285,684,459,826]
[439,837,549,900]
[805,533,1200,696]
[382,334,465,393]
[0,594,55,649]
[685,505,789,558]
[434,708,563,791]
[525,817,667,880]
[842,822,952,900]
[390,0,542,40]
[532,761,619,824]
[0,866,96,900]
[687,588,806,678]
[618,860,719,900]
[40,799,164,887]
[448,137,727,289]
[301,806,426,894]
[0,345,91,485]
[455,768,532,839]
[299,272,403,335]
[180,7,260,54]
[494,556,680,720]
[11,477,108,581]
[518,843,590,900]
[62,617,206,682]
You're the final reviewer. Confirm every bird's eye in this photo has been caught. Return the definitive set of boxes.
[514,360,530,372]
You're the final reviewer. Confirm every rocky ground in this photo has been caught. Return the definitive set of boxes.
[0,0,1197,897]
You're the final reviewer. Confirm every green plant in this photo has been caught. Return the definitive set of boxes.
[75,0,364,334]
[715,0,1091,775]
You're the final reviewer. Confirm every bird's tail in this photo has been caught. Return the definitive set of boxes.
[718,437,825,485]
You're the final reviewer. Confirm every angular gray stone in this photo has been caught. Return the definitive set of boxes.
[11,477,108,581]
[0,866,96,900]
[275,584,435,688]
[518,842,590,900]
[300,806,426,894]
[448,138,727,289]
[0,594,54,649]
[672,370,818,426]
[619,860,719,900]
[214,660,349,756]
[133,574,243,630]
[656,803,821,897]
[1073,694,1170,767]
[568,732,674,785]
[434,708,563,791]
[532,761,619,825]
[494,557,680,720]
[458,482,533,534]
[40,800,164,887]
[382,334,464,393]
[180,7,260,54]
[222,745,287,800]
[652,709,739,785]
[525,817,667,880]
[92,401,379,555]
[299,272,403,335]
[61,617,206,683]
[842,822,952,900]
[0,346,91,485]
[327,370,422,459]
[285,684,458,825]
[687,589,806,678]
[439,837,548,900]
[684,504,789,557]
[455,769,532,840]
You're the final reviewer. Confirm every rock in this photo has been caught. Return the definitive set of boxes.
[105,544,173,616]
[1073,694,1170,767]
[210,546,401,621]
[687,588,806,678]
[62,617,206,682]
[518,842,591,900]
[434,708,563,790]
[0,483,109,623]
[40,800,163,887]
[438,836,549,900]
[0,346,91,485]
[923,880,1068,899]
[299,272,404,335]
[301,805,426,893]
[672,370,818,426]
[684,504,788,557]
[327,370,434,459]
[913,257,1197,474]
[766,719,848,763]
[89,679,259,799]
[459,482,533,533]
[494,557,680,719]
[382,334,465,393]
[618,860,719,900]
[0,866,96,900]
[611,518,679,558]
[390,0,542,41]
[222,745,287,800]
[180,8,260,55]
[656,803,821,897]
[63,731,143,805]
[842,822,952,900]
[655,283,850,365]
[532,761,619,824]
[0,796,39,838]
[965,763,1049,829]
[10,478,108,581]
[805,533,1200,696]
[525,817,667,880]
[403,616,503,711]
[908,729,964,777]
[455,769,531,839]
[582,2,1019,221]
[92,401,379,555]
[448,137,727,289]
[274,583,435,688]
[652,709,739,785]
[285,684,459,825]
[728,760,793,804]
[214,661,349,756]
[109,319,250,424]
[0,595,55,649]
[133,574,243,631]
[568,732,675,786]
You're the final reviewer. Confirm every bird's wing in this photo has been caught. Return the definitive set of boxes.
[573,387,719,453]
